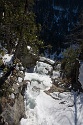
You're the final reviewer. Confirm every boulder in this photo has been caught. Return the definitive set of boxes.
[39,56,55,66]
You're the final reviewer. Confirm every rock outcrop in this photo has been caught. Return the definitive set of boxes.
[0,61,27,125]
[1,93,25,125]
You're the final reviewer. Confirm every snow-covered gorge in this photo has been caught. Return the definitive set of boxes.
[20,57,83,125]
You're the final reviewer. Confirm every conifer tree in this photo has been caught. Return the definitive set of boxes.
[68,12,83,59]
[61,12,83,90]
[0,0,43,55]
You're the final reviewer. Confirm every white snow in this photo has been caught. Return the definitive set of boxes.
[52,70,60,79]
[27,46,31,51]
[16,64,19,70]
[39,56,55,65]
[2,53,83,125]
[20,66,25,71]
[36,91,74,125]
[10,93,15,99]
[24,72,52,90]
[2,54,13,66]
[0,70,3,77]
[20,58,83,125]
[21,85,83,125]
[34,61,53,75]
[18,77,23,83]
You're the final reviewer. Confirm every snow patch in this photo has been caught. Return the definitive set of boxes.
[34,61,53,75]
[18,77,23,83]
[39,56,55,65]
[2,54,13,66]
[52,70,60,79]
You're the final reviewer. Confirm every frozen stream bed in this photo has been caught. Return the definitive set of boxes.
[20,61,83,125]
[1,50,83,125]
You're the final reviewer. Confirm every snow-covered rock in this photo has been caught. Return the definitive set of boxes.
[10,93,15,99]
[34,61,53,75]
[2,54,13,66]
[18,77,23,83]
[39,56,55,66]
[56,63,61,70]
[51,70,60,79]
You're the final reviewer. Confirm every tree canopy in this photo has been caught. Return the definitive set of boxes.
[0,0,43,55]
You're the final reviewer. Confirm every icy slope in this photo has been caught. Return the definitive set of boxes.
[20,59,83,125]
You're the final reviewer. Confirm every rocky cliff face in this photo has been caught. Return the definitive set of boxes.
[0,60,26,125]
[0,49,40,125]
[1,93,25,125]
[35,0,83,51]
